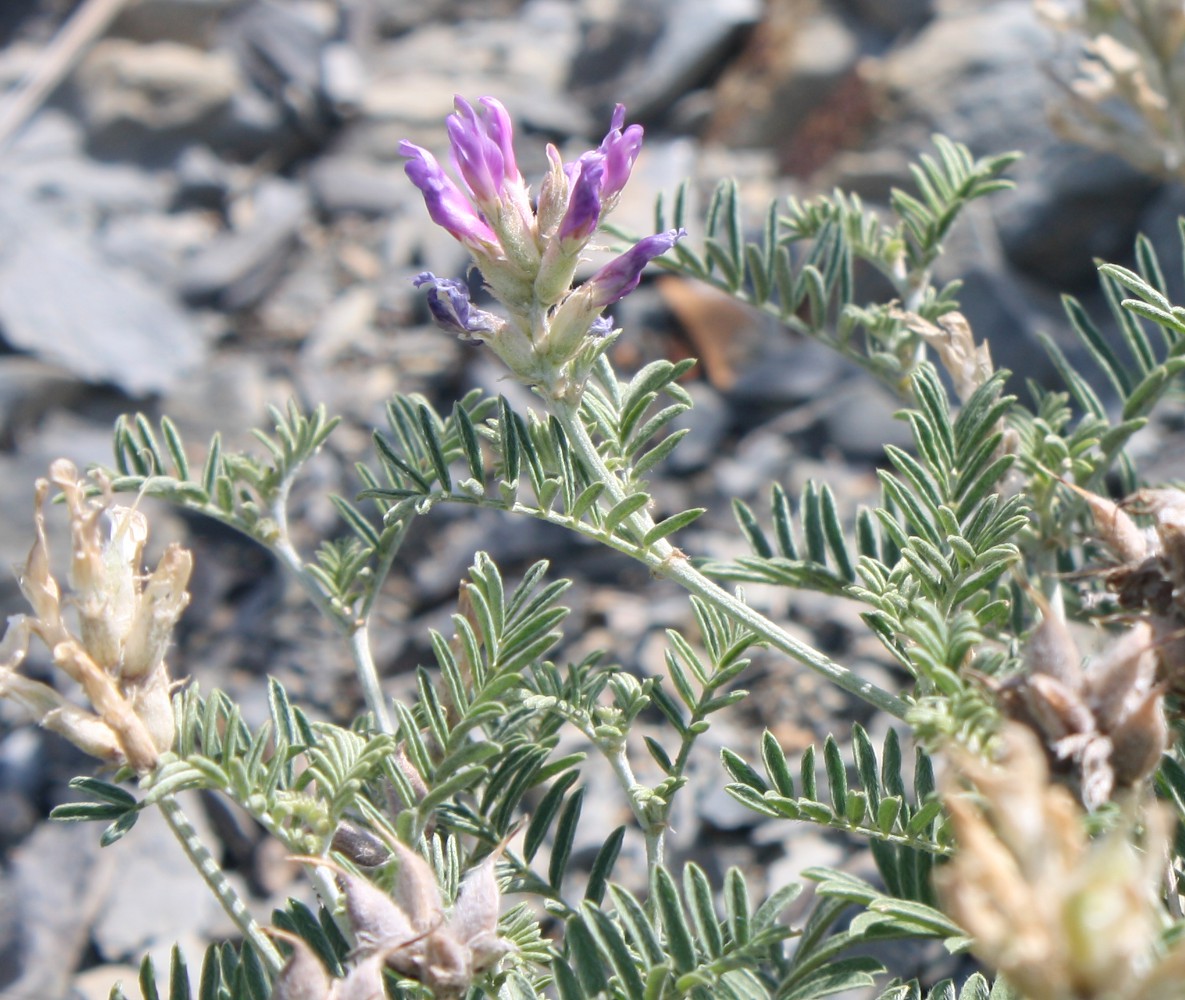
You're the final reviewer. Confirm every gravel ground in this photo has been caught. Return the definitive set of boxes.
[0,1,1179,995]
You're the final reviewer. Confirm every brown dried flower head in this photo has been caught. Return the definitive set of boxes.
[281,837,513,1000]
[0,460,191,772]
[936,723,1185,1000]
[996,585,1165,808]
[1065,481,1185,699]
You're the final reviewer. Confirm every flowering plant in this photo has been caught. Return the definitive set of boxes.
[7,85,1185,1000]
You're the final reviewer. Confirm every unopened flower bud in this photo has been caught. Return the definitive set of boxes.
[584,229,685,308]
[400,142,499,251]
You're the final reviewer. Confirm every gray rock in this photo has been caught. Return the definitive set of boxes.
[178,177,309,309]
[92,794,239,962]
[833,0,933,37]
[708,6,861,149]
[173,143,235,211]
[98,209,219,287]
[726,339,853,411]
[309,155,407,217]
[994,149,1160,291]
[72,963,144,1000]
[818,380,916,460]
[9,151,171,223]
[581,0,763,121]
[157,349,286,453]
[713,427,797,499]
[0,821,114,998]
[219,0,334,134]
[74,39,241,157]
[667,381,729,475]
[871,0,1161,291]
[0,206,206,396]
[111,0,238,45]
[0,356,87,444]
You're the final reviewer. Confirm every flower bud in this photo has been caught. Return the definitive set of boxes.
[584,229,686,308]
[400,142,499,251]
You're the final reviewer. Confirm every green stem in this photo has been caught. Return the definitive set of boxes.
[551,400,910,721]
[156,793,284,973]
[602,740,664,872]
[268,505,392,735]
[350,625,393,734]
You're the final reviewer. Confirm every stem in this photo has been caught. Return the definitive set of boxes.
[267,487,393,734]
[156,792,284,973]
[603,740,664,871]
[350,625,393,734]
[551,400,910,721]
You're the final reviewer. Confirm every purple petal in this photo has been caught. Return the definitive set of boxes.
[586,229,685,307]
[558,154,604,245]
[589,315,615,338]
[400,142,497,246]
[477,97,520,185]
[448,96,504,204]
[598,105,644,200]
[413,272,500,338]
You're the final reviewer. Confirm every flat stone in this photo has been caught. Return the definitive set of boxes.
[308,155,407,217]
[0,207,206,396]
[0,822,114,998]
[75,39,240,138]
[178,177,308,310]
[92,794,239,961]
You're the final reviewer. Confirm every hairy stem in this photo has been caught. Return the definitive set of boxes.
[157,793,284,973]
[267,493,392,734]
[602,739,664,872]
[551,399,910,721]
[350,625,393,734]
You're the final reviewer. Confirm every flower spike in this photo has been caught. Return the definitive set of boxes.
[402,98,662,397]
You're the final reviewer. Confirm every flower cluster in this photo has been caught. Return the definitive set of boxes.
[401,97,684,399]
[0,461,191,773]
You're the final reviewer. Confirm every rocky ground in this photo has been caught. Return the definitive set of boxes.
[0,0,1179,997]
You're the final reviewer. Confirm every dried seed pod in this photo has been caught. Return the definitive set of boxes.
[330,953,387,1000]
[1061,477,1148,563]
[331,822,391,869]
[1018,673,1095,743]
[269,933,332,1000]
[1083,621,1156,731]
[291,856,416,953]
[1107,687,1167,788]
[1023,589,1085,690]
[385,839,446,934]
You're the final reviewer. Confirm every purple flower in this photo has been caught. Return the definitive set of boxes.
[413,272,502,340]
[598,104,644,200]
[446,96,522,207]
[400,142,497,248]
[558,154,604,246]
[585,229,686,307]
